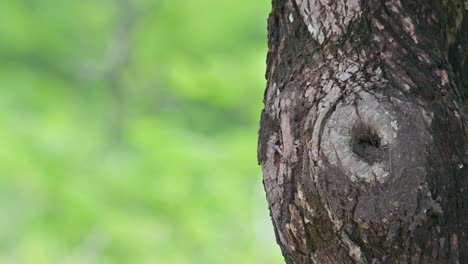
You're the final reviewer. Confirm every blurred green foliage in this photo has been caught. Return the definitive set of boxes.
[0,0,282,263]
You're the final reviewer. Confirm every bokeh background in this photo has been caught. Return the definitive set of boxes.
[0,0,283,263]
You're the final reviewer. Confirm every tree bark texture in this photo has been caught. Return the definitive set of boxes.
[258,0,467,263]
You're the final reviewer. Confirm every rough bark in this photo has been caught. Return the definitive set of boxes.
[258,0,467,263]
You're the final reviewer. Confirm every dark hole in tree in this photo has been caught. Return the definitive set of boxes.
[356,132,380,148]
[351,123,384,163]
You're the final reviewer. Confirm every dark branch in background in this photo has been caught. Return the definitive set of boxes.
[106,0,136,145]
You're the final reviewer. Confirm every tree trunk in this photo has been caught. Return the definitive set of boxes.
[257,0,467,263]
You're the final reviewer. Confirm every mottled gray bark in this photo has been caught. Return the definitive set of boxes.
[258,0,467,263]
